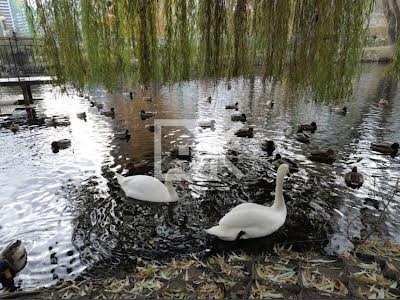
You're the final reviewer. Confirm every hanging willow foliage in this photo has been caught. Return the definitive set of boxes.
[26,0,374,101]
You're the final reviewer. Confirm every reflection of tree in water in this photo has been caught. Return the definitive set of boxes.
[377,74,398,100]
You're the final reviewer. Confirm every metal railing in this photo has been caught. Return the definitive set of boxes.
[0,36,48,80]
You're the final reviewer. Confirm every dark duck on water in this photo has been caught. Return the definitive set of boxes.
[235,127,253,138]
[345,166,364,189]
[371,142,399,158]
[298,121,317,133]
[308,148,336,164]
[261,140,276,156]
[0,240,27,289]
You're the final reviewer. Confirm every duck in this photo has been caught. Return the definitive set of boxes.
[295,128,310,143]
[227,82,232,90]
[231,113,247,122]
[0,240,27,288]
[199,120,216,128]
[129,92,134,100]
[272,154,299,173]
[170,144,192,160]
[266,99,275,108]
[331,106,347,115]
[261,140,276,156]
[51,139,71,153]
[115,168,188,202]
[10,122,19,134]
[298,121,317,133]
[206,96,212,103]
[125,161,152,176]
[101,107,115,117]
[308,148,336,164]
[143,96,152,102]
[115,129,131,141]
[90,101,103,109]
[371,142,399,158]
[345,166,364,189]
[76,112,87,121]
[378,98,388,105]
[235,127,253,138]
[140,110,156,119]
[145,124,155,132]
[226,102,239,110]
[205,164,289,241]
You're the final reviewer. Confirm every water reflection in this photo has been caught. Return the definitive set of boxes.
[0,64,399,288]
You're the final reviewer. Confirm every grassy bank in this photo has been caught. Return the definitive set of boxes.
[1,240,399,299]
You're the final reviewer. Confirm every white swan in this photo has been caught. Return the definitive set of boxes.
[115,168,188,202]
[205,164,289,241]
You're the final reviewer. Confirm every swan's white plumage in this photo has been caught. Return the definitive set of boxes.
[205,164,289,241]
[115,168,185,202]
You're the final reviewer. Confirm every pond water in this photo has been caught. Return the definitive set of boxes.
[0,64,399,289]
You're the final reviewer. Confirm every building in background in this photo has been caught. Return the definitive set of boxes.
[0,0,14,36]
[10,0,29,35]
[0,0,30,37]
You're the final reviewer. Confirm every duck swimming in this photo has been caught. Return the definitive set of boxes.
[199,120,216,128]
[205,164,289,241]
[298,121,317,133]
[235,127,253,138]
[115,129,131,141]
[206,96,212,103]
[129,92,134,100]
[140,110,156,119]
[272,154,299,173]
[51,139,71,153]
[145,124,155,132]
[231,113,247,122]
[345,166,364,189]
[94,102,104,110]
[0,240,27,289]
[101,107,115,117]
[308,148,336,164]
[10,123,19,134]
[261,140,276,156]
[371,142,399,158]
[295,128,310,143]
[115,168,188,202]
[143,96,152,102]
[331,107,347,115]
[76,112,87,121]
[226,102,239,110]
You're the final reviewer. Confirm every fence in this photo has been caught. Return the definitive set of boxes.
[0,36,47,79]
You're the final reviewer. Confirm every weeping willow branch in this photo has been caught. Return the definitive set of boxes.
[26,0,375,102]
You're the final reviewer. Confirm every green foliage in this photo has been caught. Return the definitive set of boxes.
[27,0,374,101]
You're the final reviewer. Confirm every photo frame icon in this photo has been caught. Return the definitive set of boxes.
[153,119,244,181]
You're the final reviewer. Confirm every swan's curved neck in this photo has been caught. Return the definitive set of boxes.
[165,174,178,201]
[272,169,286,210]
